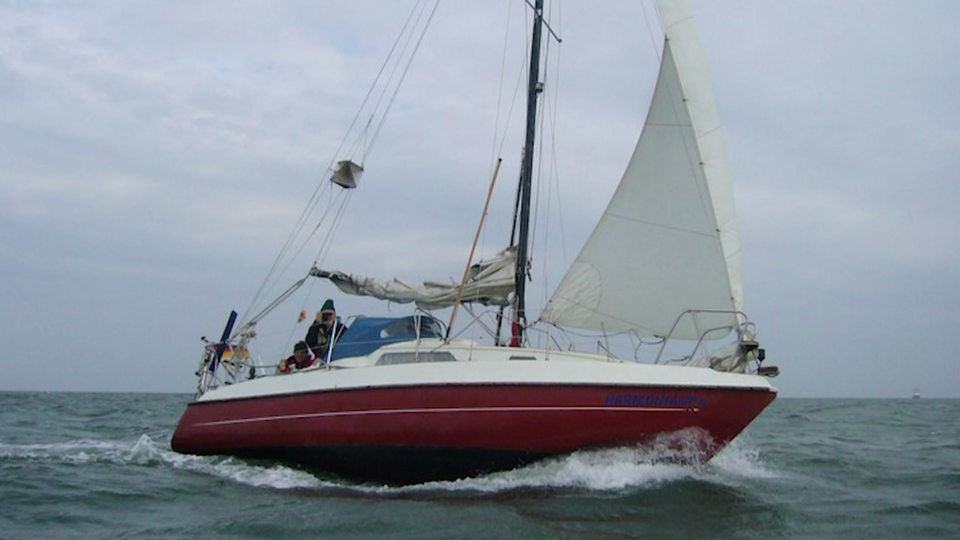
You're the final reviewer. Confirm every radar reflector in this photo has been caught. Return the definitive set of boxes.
[331,160,363,189]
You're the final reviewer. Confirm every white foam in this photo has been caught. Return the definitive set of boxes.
[375,433,778,494]
[1,432,777,493]
[0,438,129,463]
[0,434,327,490]
[205,459,327,490]
[427,449,694,493]
[127,434,163,465]
[708,437,780,481]
[157,447,328,490]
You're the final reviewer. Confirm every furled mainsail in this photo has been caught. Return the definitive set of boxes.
[311,247,516,311]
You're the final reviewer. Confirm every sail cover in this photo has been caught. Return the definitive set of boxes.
[540,0,743,340]
[312,247,516,311]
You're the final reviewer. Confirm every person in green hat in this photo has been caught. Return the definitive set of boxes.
[305,298,347,361]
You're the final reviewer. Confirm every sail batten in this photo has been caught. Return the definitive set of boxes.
[540,0,742,340]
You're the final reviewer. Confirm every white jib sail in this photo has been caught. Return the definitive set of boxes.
[540,0,743,340]
[314,247,516,311]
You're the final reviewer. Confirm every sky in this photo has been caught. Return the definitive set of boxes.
[2,0,958,397]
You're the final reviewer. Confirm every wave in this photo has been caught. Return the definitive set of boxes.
[384,435,779,495]
[0,435,326,490]
[0,438,137,465]
[1,431,778,494]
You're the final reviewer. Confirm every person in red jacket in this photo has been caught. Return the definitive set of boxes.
[278,341,316,373]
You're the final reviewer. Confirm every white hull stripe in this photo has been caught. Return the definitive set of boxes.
[196,405,699,427]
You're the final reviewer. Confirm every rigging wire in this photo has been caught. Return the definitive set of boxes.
[342,0,435,162]
[237,177,335,333]
[491,1,527,164]
[365,0,441,159]
[337,0,440,165]
[493,0,561,344]
[530,3,560,316]
[236,0,440,336]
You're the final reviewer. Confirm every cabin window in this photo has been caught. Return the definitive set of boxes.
[378,318,444,339]
[377,351,456,366]
[509,355,537,361]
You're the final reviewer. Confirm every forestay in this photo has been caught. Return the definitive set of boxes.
[539,0,743,340]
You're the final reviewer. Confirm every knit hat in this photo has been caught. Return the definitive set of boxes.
[321,299,335,311]
[293,341,309,352]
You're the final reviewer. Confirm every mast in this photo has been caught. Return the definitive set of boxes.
[513,0,544,346]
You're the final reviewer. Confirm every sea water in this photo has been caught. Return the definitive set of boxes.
[1,392,957,539]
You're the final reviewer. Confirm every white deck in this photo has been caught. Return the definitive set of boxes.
[198,340,776,403]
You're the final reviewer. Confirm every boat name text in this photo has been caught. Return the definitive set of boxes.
[604,393,707,409]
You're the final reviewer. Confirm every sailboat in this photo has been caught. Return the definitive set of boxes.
[171,0,779,484]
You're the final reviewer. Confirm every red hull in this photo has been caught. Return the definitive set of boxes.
[172,384,775,482]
